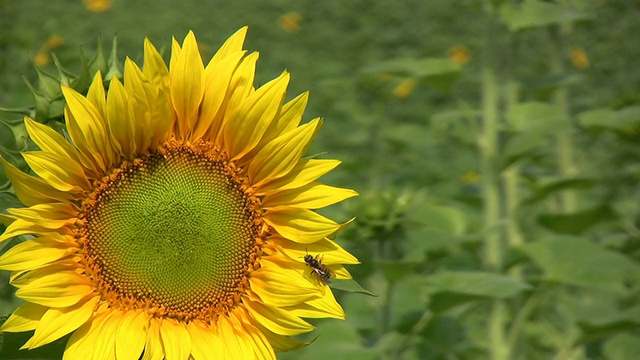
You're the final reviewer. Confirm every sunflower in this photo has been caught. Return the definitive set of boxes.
[0,28,358,359]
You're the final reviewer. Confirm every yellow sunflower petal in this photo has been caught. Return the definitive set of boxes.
[263,182,358,210]
[222,50,258,117]
[215,51,258,145]
[250,259,320,306]
[10,263,75,285]
[0,237,76,271]
[0,302,48,333]
[0,218,73,244]
[141,317,164,360]
[229,310,276,360]
[86,71,107,120]
[9,198,76,217]
[23,117,87,175]
[137,45,174,149]
[243,299,313,336]
[169,36,182,74]
[264,206,341,243]
[24,295,99,349]
[159,318,191,360]
[124,57,160,152]
[63,311,108,360]
[143,38,170,100]
[106,76,135,158]
[62,86,113,171]
[256,159,341,196]
[249,118,322,187]
[241,321,277,360]
[273,236,360,265]
[93,311,121,359]
[259,327,309,353]
[5,203,77,229]
[224,72,289,161]
[194,50,246,141]
[261,251,329,289]
[286,286,345,320]
[265,91,309,142]
[148,88,172,149]
[115,310,147,360]
[15,271,93,308]
[241,91,310,163]
[208,26,248,65]
[0,156,73,206]
[188,321,226,360]
[170,31,205,139]
[22,151,90,193]
[331,265,353,279]
[62,315,105,360]
[216,314,254,359]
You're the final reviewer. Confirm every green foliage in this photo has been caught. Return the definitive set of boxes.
[1,0,640,359]
[521,236,640,286]
[499,0,591,31]
[365,58,463,93]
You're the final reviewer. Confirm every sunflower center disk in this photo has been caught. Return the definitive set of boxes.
[80,143,260,320]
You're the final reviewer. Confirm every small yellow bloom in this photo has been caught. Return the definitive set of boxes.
[448,45,471,65]
[461,170,480,184]
[278,12,303,33]
[570,46,589,70]
[393,79,417,98]
[34,34,65,67]
[83,0,113,12]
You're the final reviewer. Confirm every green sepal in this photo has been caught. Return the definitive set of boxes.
[51,52,77,88]
[21,76,51,123]
[105,35,123,80]
[33,64,62,100]
[88,34,108,76]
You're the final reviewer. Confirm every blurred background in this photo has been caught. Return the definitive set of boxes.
[1,0,640,359]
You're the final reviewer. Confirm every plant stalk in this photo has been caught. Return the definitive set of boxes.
[481,2,508,360]
[550,26,576,212]
[504,36,524,275]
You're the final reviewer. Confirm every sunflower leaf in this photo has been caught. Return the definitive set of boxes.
[330,278,377,297]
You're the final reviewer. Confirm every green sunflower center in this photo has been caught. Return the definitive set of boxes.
[80,142,261,321]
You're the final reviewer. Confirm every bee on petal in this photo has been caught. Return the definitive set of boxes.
[303,251,332,285]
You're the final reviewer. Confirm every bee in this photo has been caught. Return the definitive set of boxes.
[303,250,332,285]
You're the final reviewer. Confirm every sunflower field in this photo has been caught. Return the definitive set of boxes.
[0,1,639,359]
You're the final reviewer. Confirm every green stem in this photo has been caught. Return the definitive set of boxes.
[504,165,522,249]
[489,302,508,360]
[397,310,434,359]
[504,37,524,279]
[481,0,501,273]
[550,26,576,212]
[506,284,547,355]
[374,236,393,360]
[481,2,507,360]
[379,277,393,338]
[504,75,522,245]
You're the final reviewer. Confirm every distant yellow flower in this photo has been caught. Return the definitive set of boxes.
[84,0,112,12]
[34,35,64,67]
[461,170,480,184]
[448,45,471,65]
[570,46,589,70]
[278,12,303,33]
[0,28,358,359]
[393,79,417,98]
